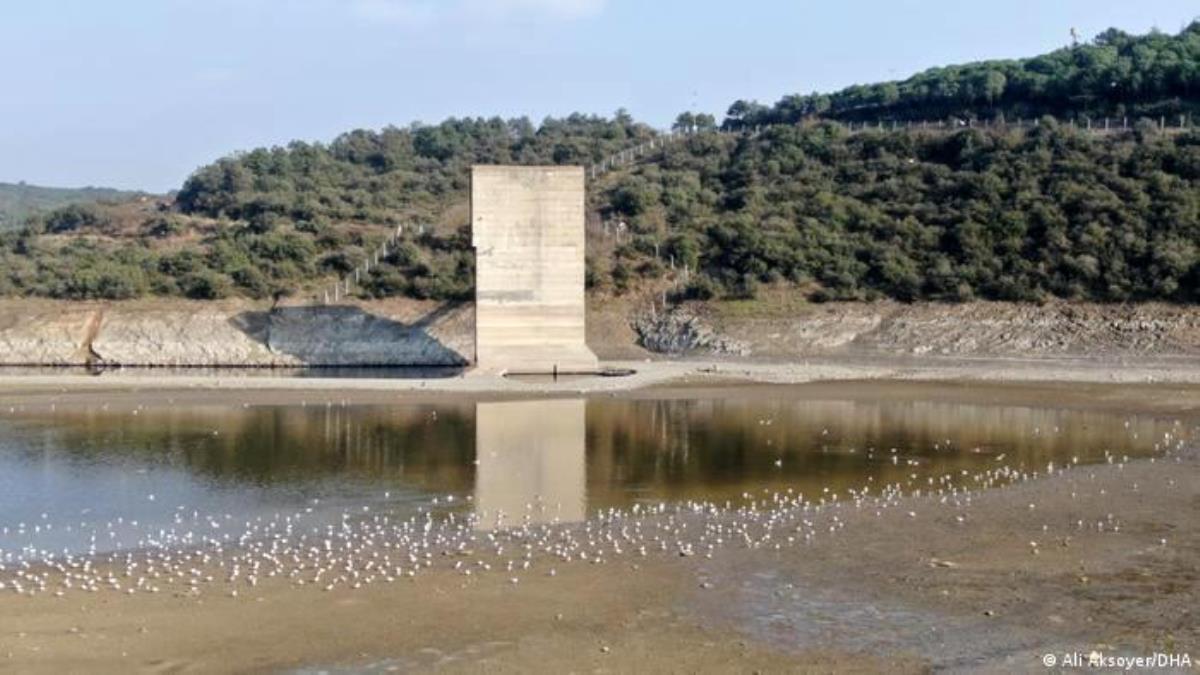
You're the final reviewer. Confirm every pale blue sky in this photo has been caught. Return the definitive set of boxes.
[1,0,1196,192]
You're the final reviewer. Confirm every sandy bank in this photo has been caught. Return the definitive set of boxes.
[4,356,1200,407]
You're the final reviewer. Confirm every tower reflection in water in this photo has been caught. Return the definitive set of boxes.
[0,393,1180,552]
[474,399,586,529]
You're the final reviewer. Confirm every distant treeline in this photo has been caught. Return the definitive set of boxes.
[0,182,144,231]
[724,22,1200,127]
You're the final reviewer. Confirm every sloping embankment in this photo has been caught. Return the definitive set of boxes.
[1,298,1199,367]
[0,299,473,367]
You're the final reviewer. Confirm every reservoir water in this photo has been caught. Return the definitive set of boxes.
[0,391,1180,560]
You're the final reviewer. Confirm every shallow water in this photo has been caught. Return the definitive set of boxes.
[0,394,1178,559]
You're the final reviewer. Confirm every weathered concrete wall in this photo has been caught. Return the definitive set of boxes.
[471,166,599,373]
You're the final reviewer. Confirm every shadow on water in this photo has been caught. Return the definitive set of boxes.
[230,303,468,367]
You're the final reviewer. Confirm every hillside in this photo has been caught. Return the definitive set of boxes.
[0,182,147,231]
[0,115,656,301]
[0,24,1198,305]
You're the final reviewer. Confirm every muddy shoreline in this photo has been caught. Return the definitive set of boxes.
[0,378,1196,672]
[4,354,1200,405]
[6,369,1200,417]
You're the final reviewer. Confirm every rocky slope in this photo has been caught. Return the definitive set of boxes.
[630,309,749,356]
[703,300,1200,359]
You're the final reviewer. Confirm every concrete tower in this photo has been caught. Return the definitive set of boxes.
[470,165,599,374]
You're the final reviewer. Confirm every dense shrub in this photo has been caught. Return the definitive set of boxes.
[42,204,112,233]
[180,271,233,300]
[58,262,146,300]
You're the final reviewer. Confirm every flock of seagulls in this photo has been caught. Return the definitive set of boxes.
[0,411,1190,603]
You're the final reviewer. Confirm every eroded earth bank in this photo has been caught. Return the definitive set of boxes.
[3,297,1200,367]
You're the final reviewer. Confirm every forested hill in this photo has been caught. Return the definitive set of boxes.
[1,24,1199,305]
[0,182,145,230]
[725,22,1200,127]
[176,115,655,229]
[4,119,1198,304]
